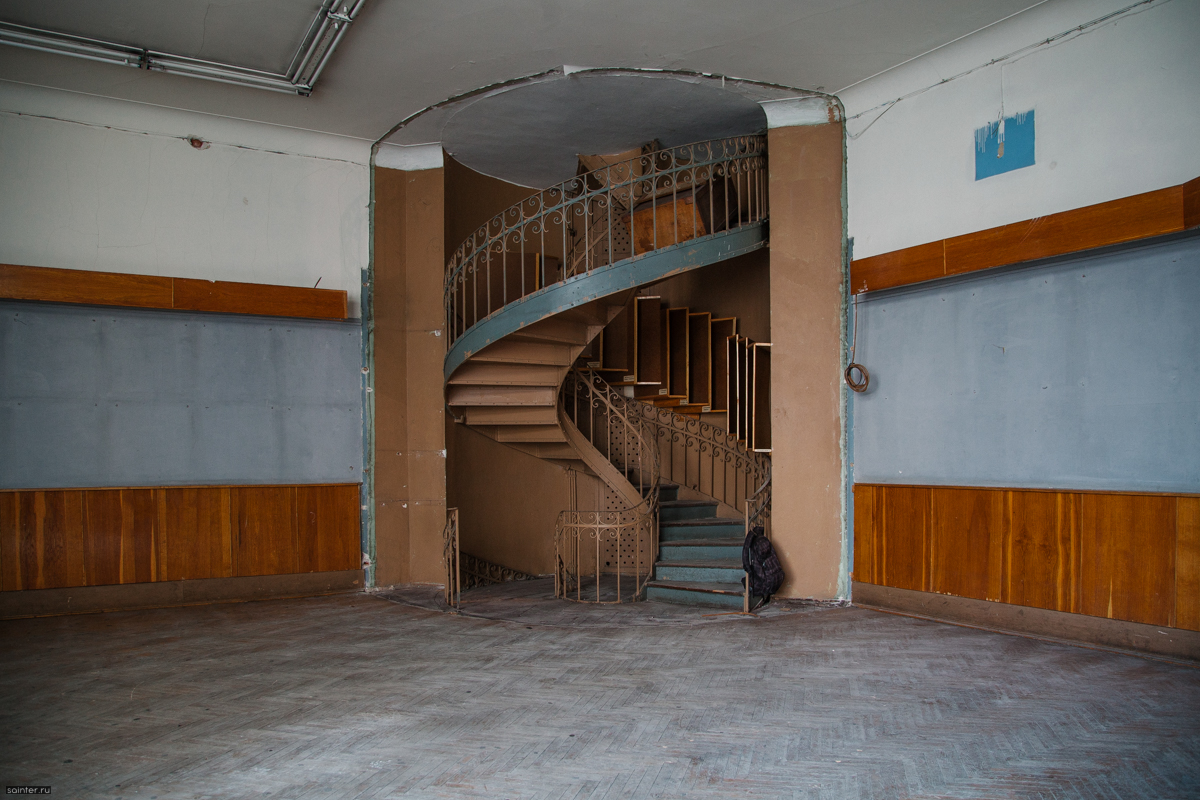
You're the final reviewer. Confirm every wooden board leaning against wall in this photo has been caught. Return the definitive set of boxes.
[0,484,361,591]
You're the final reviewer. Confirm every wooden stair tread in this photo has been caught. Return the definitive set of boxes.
[659,537,743,547]
[645,579,744,595]
[655,559,743,569]
[661,517,743,527]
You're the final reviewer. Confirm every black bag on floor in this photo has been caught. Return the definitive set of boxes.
[742,525,784,601]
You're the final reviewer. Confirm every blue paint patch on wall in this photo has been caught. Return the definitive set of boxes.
[975,110,1035,180]
[851,231,1200,493]
[0,302,364,489]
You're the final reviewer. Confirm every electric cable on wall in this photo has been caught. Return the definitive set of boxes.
[845,294,870,393]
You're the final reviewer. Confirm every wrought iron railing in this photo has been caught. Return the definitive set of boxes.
[621,400,770,517]
[442,507,460,609]
[555,370,660,603]
[445,135,768,346]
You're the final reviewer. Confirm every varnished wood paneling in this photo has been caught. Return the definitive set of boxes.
[159,488,232,582]
[1,484,358,591]
[121,490,158,585]
[172,277,347,320]
[856,484,1198,632]
[0,493,20,591]
[930,487,1004,602]
[297,485,360,573]
[1080,493,1175,627]
[83,490,124,587]
[234,487,298,577]
[0,264,172,308]
[1178,498,1200,631]
[881,487,930,592]
[37,491,87,590]
[850,178,1198,295]
[0,264,347,320]
[852,485,878,585]
[945,188,1183,277]
[1182,176,1200,230]
[850,241,944,294]
[1006,490,1079,613]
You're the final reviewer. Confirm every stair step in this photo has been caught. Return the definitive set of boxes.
[470,339,575,366]
[464,405,559,426]
[660,518,744,541]
[658,538,742,561]
[508,318,592,345]
[654,561,745,584]
[645,580,752,609]
[448,362,564,386]
[447,385,556,406]
[507,442,577,460]
[493,424,566,443]
[660,500,717,521]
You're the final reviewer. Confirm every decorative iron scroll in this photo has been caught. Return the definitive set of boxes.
[460,552,539,590]
[618,393,770,517]
[445,135,768,347]
[442,507,459,609]
[555,370,661,603]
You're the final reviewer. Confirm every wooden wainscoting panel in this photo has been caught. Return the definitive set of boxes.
[159,488,232,582]
[1006,490,1081,613]
[850,240,944,294]
[121,489,158,585]
[1079,493,1176,627]
[296,485,361,573]
[0,264,173,309]
[881,486,931,592]
[36,491,88,590]
[1177,497,1200,632]
[234,486,299,577]
[82,490,124,587]
[930,487,1005,602]
[852,485,879,585]
[0,493,17,591]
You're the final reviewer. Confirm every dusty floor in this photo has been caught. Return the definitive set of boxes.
[2,581,1199,799]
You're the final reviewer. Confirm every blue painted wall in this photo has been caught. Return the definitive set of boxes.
[851,232,1200,493]
[0,302,364,489]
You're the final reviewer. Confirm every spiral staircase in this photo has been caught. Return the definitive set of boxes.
[444,136,771,608]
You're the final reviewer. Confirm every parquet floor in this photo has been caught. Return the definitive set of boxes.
[2,583,1198,799]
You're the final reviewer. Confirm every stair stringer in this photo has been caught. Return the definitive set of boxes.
[557,406,644,510]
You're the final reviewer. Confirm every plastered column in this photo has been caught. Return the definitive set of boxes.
[372,160,447,586]
[763,97,848,599]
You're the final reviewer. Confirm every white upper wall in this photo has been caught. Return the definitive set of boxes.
[0,82,372,315]
[841,0,1200,260]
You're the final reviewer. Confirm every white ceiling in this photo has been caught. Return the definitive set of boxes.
[0,0,1046,145]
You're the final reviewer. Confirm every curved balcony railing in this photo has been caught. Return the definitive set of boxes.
[555,370,660,603]
[445,135,768,348]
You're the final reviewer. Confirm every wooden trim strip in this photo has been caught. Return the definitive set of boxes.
[0,263,348,320]
[0,482,360,494]
[851,175,1200,294]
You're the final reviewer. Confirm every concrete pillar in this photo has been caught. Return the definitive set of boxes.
[762,97,848,599]
[371,147,447,586]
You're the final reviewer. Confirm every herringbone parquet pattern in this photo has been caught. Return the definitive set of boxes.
[2,586,1198,799]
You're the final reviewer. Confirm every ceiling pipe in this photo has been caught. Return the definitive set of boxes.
[0,1,369,96]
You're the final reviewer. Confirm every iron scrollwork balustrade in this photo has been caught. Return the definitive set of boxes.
[444,135,768,346]
[555,370,661,603]
[442,507,460,610]
[619,396,770,519]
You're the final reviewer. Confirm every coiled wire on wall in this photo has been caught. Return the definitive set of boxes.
[845,293,870,393]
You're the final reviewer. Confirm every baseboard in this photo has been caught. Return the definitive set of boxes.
[852,582,1200,663]
[0,570,365,619]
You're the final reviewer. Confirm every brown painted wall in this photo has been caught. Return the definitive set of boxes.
[647,249,771,344]
[767,123,847,599]
[373,166,447,586]
[444,153,537,265]
[447,423,580,576]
